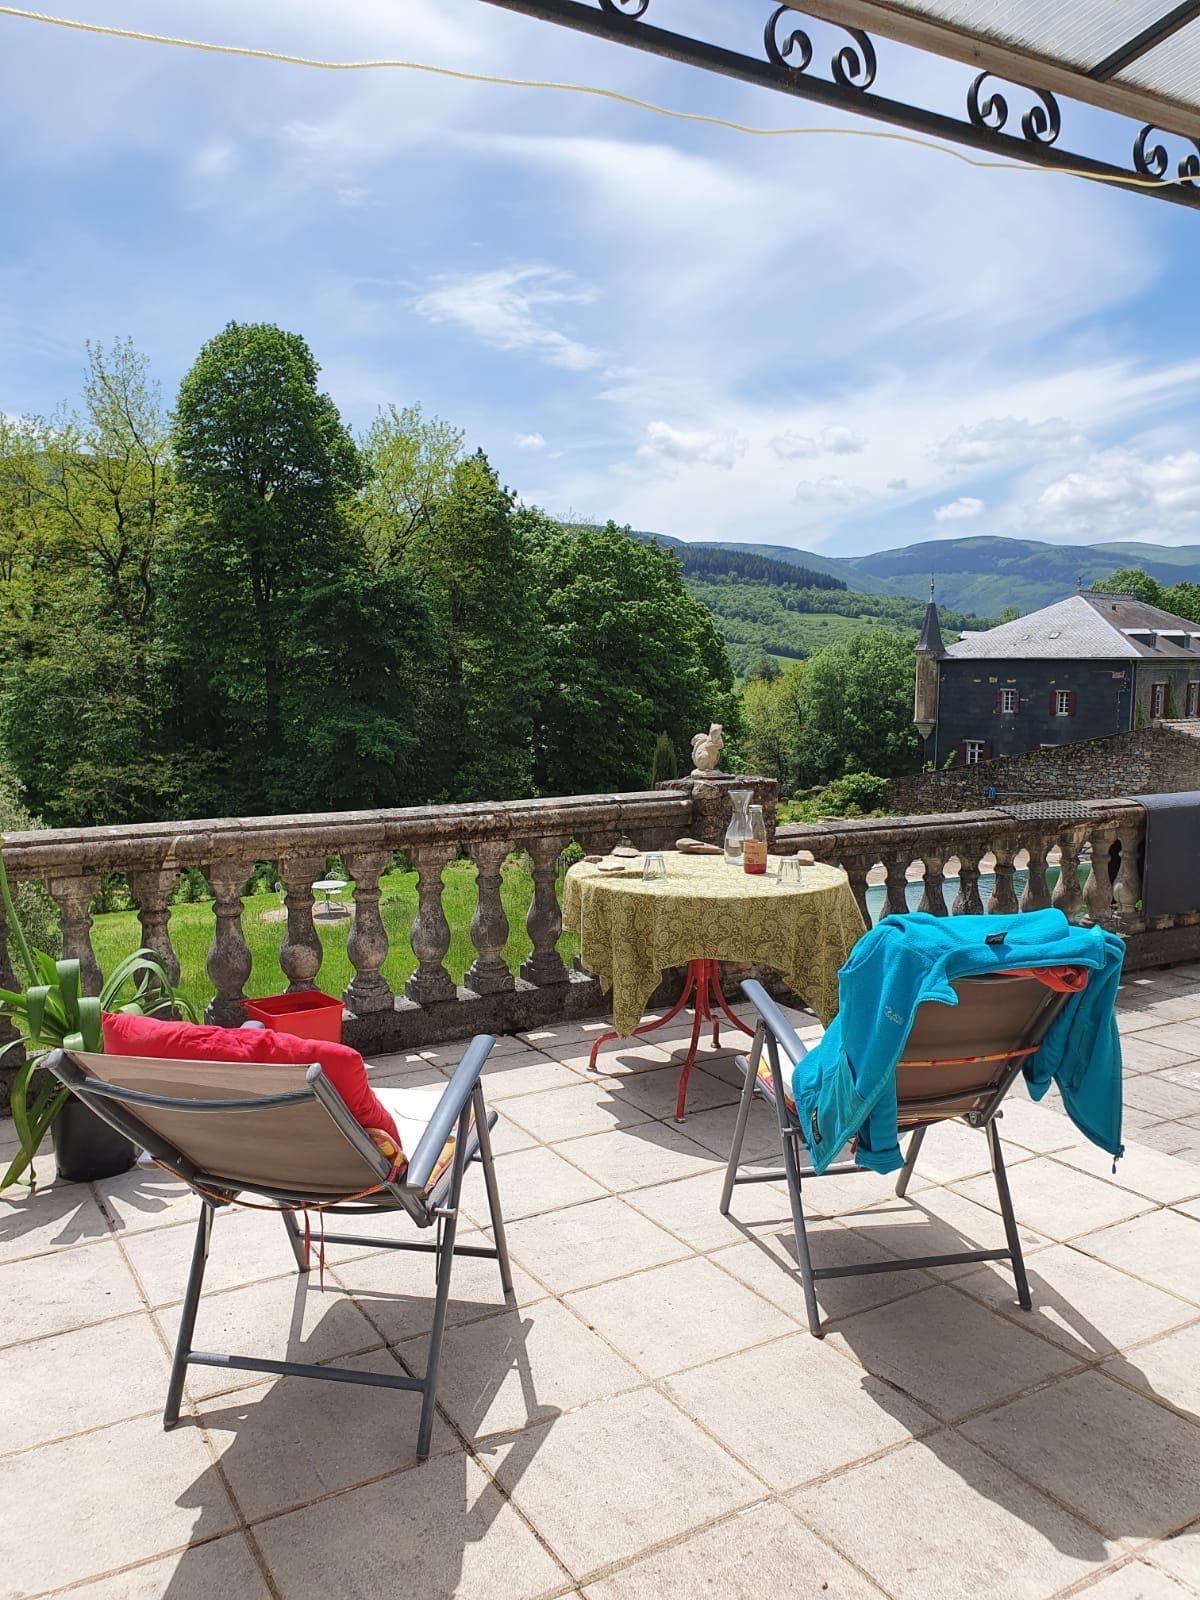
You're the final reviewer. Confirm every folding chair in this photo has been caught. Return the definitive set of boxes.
[46,1035,510,1457]
[721,972,1082,1337]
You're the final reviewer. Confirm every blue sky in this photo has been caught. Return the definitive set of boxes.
[2,0,1200,556]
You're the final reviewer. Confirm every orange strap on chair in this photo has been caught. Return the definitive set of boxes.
[997,965,1089,992]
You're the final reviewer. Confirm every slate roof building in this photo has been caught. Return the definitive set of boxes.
[915,590,1200,768]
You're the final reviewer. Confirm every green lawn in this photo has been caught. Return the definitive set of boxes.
[89,859,581,1018]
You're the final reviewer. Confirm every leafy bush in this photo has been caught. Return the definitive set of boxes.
[779,771,890,822]
[0,767,59,956]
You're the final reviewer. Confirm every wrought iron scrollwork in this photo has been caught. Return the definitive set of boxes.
[598,0,650,17]
[967,72,1061,145]
[764,5,876,90]
[1133,125,1200,186]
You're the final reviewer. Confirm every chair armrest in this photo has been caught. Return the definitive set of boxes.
[405,1034,497,1192]
[740,979,808,1068]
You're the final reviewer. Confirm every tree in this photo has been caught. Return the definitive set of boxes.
[797,630,921,783]
[650,731,679,786]
[740,660,805,790]
[999,605,1020,624]
[353,403,464,571]
[1163,582,1200,623]
[1091,568,1164,606]
[527,520,735,794]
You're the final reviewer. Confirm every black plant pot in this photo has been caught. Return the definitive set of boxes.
[52,1093,137,1183]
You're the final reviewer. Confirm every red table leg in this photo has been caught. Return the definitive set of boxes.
[587,959,753,1121]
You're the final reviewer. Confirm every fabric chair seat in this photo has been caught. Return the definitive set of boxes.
[374,1084,475,1196]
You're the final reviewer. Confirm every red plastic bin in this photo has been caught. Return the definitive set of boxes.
[242,990,344,1044]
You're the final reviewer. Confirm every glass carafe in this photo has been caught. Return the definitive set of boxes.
[723,788,752,866]
[743,804,768,875]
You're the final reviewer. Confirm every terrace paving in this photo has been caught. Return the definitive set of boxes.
[5,965,1200,1598]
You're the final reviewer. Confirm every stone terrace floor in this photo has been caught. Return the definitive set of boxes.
[8,967,1200,1599]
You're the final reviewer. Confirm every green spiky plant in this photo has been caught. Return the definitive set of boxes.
[0,851,194,1192]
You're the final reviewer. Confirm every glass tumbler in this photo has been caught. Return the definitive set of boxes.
[776,856,803,886]
[642,852,668,881]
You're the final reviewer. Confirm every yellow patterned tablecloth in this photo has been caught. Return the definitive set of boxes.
[562,853,866,1038]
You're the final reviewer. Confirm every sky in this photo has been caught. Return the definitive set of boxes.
[2,0,1199,557]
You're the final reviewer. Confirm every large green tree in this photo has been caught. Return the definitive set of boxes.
[798,629,921,783]
[740,660,805,791]
[527,520,735,794]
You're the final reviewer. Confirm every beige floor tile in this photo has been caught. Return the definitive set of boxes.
[673,1098,784,1163]
[1076,1209,1200,1304]
[609,1062,739,1119]
[49,1533,272,1600]
[953,1156,1154,1241]
[332,1233,541,1345]
[0,1177,110,1263]
[0,1412,238,1598]
[0,1312,171,1453]
[536,1034,677,1075]
[1128,993,1200,1025]
[1070,1561,1197,1599]
[399,1297,643,1442]
[506,1194,691,1295]
[893,1118,1021,1185]
[582,1500,884,1600]
[519,1019,614,1051]
[1151,1524,1200,1594]
[121,1207,305,1308]
[961,1369,1200,1538]
[253,1449,569,1600]
[624,1168,792,1251]
[827,1283,1076,1422]
[558,1123,721,1193]
[1177,1196,1200,1220]
[1103,1319,1200,1417]
[827,1180,1049,1274]
[565,1255,793,1378]
[990,1096,1082,1154]
[202,1352,454,1522]
[1121,1036,1198,1075]
[0,1237,144,1347]
[791,1431,1113,1600]
[460,1145,607,1223]
[501,1080,653,1144]
[92,1162,204,1236]
[1054,1142,1200,1206]
[1163,1062,1200,1093]
[956,1243,1197,1358]
[711,1225,936,1325]
[1128,1023,1200,1059]
[665,1331,933,1489]
[155,1275,382,1403]
[491,1387,763,1580]
[485,1108,539,1156]
[420,1036,531,1068]
[1125,1077,1200,1123]
[476,1049,586,1099]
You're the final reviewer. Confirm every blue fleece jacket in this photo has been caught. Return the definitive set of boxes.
[791,910,1124,1176]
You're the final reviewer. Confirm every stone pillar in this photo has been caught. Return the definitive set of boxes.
[1083,823,1118,926]
[837,852,874,927]
[878,850,912,919]
[950,852,984,916]
[344,850,395,1014]
[1019,835,1053,912]
[1051,831,1085,922]
[521,835,569,987]
[204,861,252,1026]
[917,851,948,917]
[405,845,456,1006]
[466,839,515,995]
[127,867,182,991]
[1113,821,1145,930]
[988,843,1020,914]
[47,872,103,995]
[658,775,778,849]
[277,855,325,993]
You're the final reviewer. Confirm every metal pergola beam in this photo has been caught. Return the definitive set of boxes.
[478,0,1200,209]
[1091,1,1200,82]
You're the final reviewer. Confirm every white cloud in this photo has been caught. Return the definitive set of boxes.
[637,421,747,470]
[822,424,866,455]
[935,415,1085,469]
[793,476,867,508]
[515,431,547,450]
[769,432,818,461]
[887,477,909,491]
[769,424,865,461]
[934,497,985,522]
[413,266,598,371]
[1030,448,1200,541]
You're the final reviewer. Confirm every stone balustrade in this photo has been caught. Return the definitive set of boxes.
[0,788,1195,1088]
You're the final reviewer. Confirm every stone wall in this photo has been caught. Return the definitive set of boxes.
[886,723,1200,815]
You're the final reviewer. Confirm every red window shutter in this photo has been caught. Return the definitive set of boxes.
[1048,691,1057,715]
[1067,691,1077,716]
[1013,692,1021,713]
[955,740,967,766]
[982,742,993,760]
[993,690,1002,713]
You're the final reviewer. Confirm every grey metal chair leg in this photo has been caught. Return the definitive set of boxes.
[281,1208,311,1272]
[781,1128,823,1338]
[164,1204,213,1429]
[472,1083,512,1295]
[987,1120,1032,1311]
[895,1124,928,1199]
[417,1104,472,1458]
[720,1031,763,1215]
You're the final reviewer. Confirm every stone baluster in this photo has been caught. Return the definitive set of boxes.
[1051,831,1085,922]
[987,842,1020,914]
[47,871,103,994]
[917,852,948,917]
[204,861,253,1025]
[127,868,182,992]
[950,853,984,916]
[1019,834,1054,912]
[466,839,515,995]
[405,845,456,1006]
[521,835,570,986]
[1083,824,1118,926]
[1112,821,1145,931]
[837,854,874,927]
[878,852,912,920]
[277,855,324,993]
[345,850,396,1013]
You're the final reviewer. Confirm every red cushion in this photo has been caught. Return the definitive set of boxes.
[100,1012,400,1142]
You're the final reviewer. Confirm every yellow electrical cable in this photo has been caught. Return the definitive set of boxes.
[0,3,1193,196]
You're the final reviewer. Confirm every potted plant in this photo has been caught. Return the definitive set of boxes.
[0,853,194,1191]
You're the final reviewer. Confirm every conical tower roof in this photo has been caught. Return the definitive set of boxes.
[915,578,945,658]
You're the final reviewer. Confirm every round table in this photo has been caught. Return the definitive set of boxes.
[312,878,349,918]
[562,852,865,1119]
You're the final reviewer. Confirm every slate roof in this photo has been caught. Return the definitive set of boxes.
[944,593,1200,662]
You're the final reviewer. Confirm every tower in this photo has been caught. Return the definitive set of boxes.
[914,576,944,760]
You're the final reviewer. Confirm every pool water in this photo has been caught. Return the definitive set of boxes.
[863,868,1043,924]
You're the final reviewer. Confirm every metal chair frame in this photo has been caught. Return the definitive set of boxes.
[47,1036,511,1457]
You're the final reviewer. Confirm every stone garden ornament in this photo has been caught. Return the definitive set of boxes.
[690,724,724,776]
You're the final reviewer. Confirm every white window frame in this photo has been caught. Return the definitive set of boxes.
[1054,690,1071,717]
[964,740,986,766]
[999,688,1017,713]
[1188,682,1200,718]
[1151,682,1166,718]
